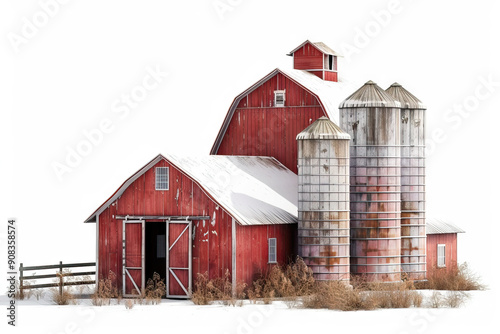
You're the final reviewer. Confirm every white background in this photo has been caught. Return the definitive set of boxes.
[1,0,498,295]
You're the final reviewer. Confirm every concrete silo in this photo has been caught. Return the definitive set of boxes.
[339,81,402,282]
[386,83,426,281]
[297,116,351,281]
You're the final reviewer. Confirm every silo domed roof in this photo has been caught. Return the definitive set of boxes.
[339,80,400,108]
[296,116,350,140]
[385,82,426,109]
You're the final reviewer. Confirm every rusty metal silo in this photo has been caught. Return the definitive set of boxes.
[386,83,426,281]
[339,81,402,282]
[297,116,351,282]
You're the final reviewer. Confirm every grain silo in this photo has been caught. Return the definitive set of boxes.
[297,116,351,281]
[386,83,426,281]
[339,81,402,282]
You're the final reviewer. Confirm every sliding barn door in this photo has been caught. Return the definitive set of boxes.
[122,220,145,297]
[167,221,192,298]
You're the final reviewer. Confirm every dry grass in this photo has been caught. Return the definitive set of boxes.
[92,271,119,306]
[191,269,246,306]
[444,291,469,308]
[248,256,315,303]
[303,280,376,311]
[143,272,166,304]
[51,269,77,305]
[418,263,484,291]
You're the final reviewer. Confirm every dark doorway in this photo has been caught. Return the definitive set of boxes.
[145,221,166,285]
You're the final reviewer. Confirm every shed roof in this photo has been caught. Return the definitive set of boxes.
[296,116,350,140]
[210,67,356,154]
[385,82,426,109]
[339,80,401,108]
[287,40,342,57]
[84,154,298,226]
[426,218,465,234]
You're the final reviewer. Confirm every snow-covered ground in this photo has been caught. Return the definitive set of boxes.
[1,290,498,334]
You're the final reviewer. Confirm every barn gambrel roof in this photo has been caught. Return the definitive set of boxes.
[210,67,356,154]
[84,154,298,226]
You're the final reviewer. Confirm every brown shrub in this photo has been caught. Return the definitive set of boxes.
[191,269,246,306]
[419,263,484,291]
[303,281,376,311]
[92,271,119,306]
[248,256,315,302]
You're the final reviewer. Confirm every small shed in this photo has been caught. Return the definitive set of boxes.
[426,218,465,272]
[84,154,298,298]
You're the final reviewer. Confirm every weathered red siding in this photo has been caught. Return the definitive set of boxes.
[324,71,338,82]
[97,158,295,293]
[97,159,233,292]
[216,73,326,173]
[235,223,297,287]
[426,233,458,273]
[293,43,323,70]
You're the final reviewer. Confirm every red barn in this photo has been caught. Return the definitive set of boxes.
[210,40,353,173]
[426,218,465,273]
[85,154,297,297]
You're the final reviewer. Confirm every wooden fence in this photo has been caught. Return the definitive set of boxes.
[19,261,96,298]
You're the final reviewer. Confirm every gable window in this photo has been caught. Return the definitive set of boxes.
[324,54,337,71]
[437,244,446,267]
[274,90,285,107]
[155,167,169,190]
[268,238,277,263]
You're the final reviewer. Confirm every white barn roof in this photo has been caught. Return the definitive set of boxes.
[84,154,298,226]
[426,218,465,234]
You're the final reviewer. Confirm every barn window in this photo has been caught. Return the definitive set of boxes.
[157,235,166,258]
[437,244,446,267]
[274,90,285,107]
[155,167,169,190]
[268,238,277,263]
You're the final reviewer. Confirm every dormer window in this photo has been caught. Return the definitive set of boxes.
[274,90,285,107]
[324,54,337,71]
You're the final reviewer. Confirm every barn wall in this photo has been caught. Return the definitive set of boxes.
[235,223,297,287]
[216,73,326,173]
[426,233,458,273]
[97,159,233,292]
[293,43,323,70]
[324,71,338,82]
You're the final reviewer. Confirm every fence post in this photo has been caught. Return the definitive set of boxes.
[19,263,24,299]
[59,261,63,297]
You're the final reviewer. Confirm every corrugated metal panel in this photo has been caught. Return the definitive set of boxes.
[166,155,298,226]
[386,82,426,280]
[339,80,401,108]
[386,83,426,109]
[297,117,350,281]
[296,116,350,140]
[426,218,465,234]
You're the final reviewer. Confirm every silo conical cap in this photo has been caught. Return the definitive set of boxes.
[296,116,350,140]
[339,80,401,108]
[385,82,426,109]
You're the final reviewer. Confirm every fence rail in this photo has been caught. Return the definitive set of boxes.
[19,261,96,298]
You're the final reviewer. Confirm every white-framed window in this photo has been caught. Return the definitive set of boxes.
[155,167,169,190]
[274,90,285,107]
[437,244,446,267]
[268,238,277,263]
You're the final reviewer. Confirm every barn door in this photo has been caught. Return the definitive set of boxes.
[166,220,192,298]
[122,220,145,297]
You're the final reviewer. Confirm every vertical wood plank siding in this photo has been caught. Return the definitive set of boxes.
[216,73,326,173]
[98,159,294,292]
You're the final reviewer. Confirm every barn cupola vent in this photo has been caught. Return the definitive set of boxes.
[287,40,341,82]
